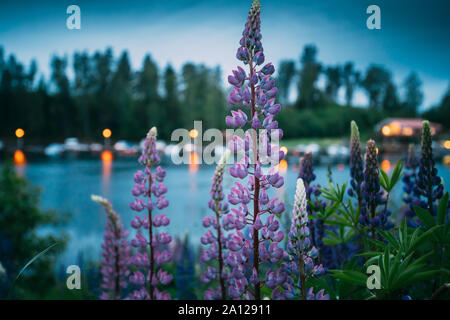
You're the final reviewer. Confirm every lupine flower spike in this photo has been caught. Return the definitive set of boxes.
[286,179,327,300]
[297,152,336,268]
[298,152,320,246]
[348,121,364,208]
[201,151,231,300]
[418,121,444,216]
[174,234,197,299]
[91,194,130,300]
[128,127,173,300]
[402,144,421,227]
[225,0,288,300]
[359,140,393,243]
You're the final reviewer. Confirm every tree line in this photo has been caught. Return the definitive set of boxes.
[278,44,426,112]
[1,44,448,142]
[0,47,227,142]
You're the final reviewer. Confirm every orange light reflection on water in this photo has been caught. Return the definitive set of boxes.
[101,151,113,190]
[278,159,288,173]
[13,150,26,176]
[381,160,391,172]
[189,152,199,173]
[14,150,26,165]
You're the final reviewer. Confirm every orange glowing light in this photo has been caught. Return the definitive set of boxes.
[189,129,199,139]
[381,125,391,136]
[103,128,112,138]
[14,150,26,165]
[189,152,199,173]
[337,163,345,171]
[278,159,288,172]
[431,127,436,135]
[390,122,401,135]
[280,146,288,155]
[443,155,450,165]
[15,128,25,138]
[402,127,413,136]
[190,152,199,163]
[101,150,113,162]
[444,140,450,149]
[381,160,391,171]
[376,147,379,154]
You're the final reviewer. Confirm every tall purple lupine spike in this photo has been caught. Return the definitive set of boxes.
[402,122,447,227]
[402,144,422,227]
[359,140,393,242]
[348,121,364,208]
[128,127,172,300]
[91,194,131,300]
[224,0,288,300]
[201,151,231,300]
[298,152,316,186]
[417,121,445,216]
[286,179,326,300]
[298,152,320,246]
[298,152,335,269]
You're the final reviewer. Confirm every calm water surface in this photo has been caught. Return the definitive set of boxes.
[10,157,450,264]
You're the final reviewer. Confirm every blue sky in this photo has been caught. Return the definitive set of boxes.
[0,0,449,109]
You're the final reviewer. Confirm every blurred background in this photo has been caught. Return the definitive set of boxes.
[0,0,449,298]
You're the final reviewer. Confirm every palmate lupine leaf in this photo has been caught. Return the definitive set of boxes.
[365,246,440,293]
[407,225,444,253]
[336,221,442,297]
[412,194,449,243]
[394,254,438,289]
[375,220,443,257]
[309,197,341,221]
[376,229,399,251]
[323,227,356,246]
[319,182,346,203]
[379,161,404,192]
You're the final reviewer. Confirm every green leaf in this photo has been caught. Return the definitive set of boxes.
[389,161,404,189]
[387,254,401,288]
[414,206,436,229]
[358,251,380,258]
[380,161,403,192]
[383,247,391,283]
[8,243,58,299]
[323,230,343,245]
[400,270,441,288]
[376,229,399,251]
[324,202,341,220]
[329,270,368,287]
[379,170,389,191]
[409,225,443,253]
[363,255,381,267]
[437,192,449,225]
[368,238,388,250]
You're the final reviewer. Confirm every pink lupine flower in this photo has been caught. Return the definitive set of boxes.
[201,152,231,299]
[286,179,327,300]
[223,0,289,300]
[128,127,172,300]
[91,195,130,300]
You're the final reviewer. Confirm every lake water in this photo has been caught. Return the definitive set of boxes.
[9,156,450,264]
